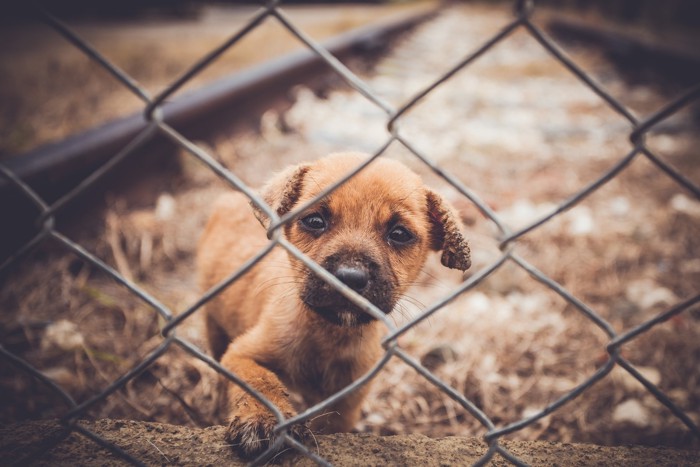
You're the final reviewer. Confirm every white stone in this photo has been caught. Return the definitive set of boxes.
[612,399,651,427]
[155,193,176,221]
[670,193,700,217]
[625,279,678,310]
[41,320,85,352]
[567,206,595,236]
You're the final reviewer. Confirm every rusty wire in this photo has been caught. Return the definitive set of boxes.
[1,1,699,466]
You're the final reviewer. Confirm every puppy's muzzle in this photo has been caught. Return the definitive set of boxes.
[302,251,394,327]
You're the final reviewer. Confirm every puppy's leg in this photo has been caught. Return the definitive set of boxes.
[205,313,230,362]
[220,348,307,459]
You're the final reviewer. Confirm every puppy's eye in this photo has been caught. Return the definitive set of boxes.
[388,225,414,245]
[300,213,327,233]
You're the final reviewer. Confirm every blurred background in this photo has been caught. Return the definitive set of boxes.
[1,0,699,455]
[2,0,699,158]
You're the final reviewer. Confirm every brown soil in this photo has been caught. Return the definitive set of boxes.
[2,418,699,466]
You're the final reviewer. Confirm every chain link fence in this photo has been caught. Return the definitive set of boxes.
[1,0,699,465]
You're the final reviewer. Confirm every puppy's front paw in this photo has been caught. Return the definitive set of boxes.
[225,412,308,459]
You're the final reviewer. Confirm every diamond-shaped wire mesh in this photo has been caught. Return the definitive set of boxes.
[1,1,699,466]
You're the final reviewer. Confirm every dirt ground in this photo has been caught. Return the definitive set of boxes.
[3,419,700,466]
[1,2,699,465]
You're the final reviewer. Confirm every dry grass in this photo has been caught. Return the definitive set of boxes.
[1,2,699,456]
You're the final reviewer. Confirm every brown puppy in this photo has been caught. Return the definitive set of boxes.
[197,153,470,458]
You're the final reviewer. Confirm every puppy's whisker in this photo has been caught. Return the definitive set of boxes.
[414,269,453,289]
[256,286,298,302]
[255,278,301,290]
[253,276,302,292]
[392,307,413,326]
[254,277,297,288]
[388,313,403,328]
[400,295,427,311]
[254,284,298,295]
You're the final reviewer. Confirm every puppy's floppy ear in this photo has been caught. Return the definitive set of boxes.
[426,190,471,271]
[252,164,311,229]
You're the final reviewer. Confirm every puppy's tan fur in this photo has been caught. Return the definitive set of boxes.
[197,153,470,458]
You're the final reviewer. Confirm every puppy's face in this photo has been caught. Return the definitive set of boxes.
[254,153,471,327]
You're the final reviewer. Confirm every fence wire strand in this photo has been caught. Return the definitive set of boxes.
[1,1,699,466]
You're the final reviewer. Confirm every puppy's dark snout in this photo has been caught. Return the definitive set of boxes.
[335,265,369,292]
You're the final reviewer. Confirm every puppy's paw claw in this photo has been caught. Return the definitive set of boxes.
[225,414,308,459]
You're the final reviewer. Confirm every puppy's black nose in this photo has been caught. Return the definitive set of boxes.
[335,265,369,292]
